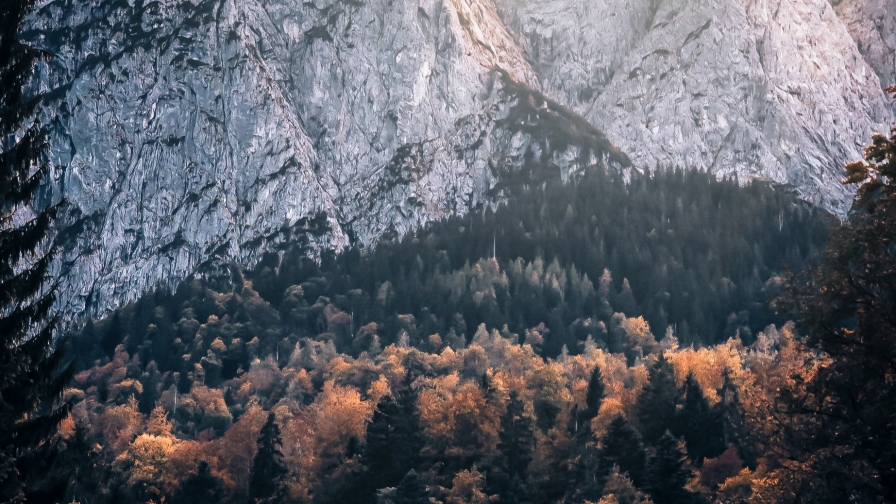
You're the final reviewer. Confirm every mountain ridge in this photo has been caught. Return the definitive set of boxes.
[22,0,894,320]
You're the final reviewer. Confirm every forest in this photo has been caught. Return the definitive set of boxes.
[3,1,893,495]
[22,163,863,504]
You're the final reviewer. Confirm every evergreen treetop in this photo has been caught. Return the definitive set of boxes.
[248,413,287,503]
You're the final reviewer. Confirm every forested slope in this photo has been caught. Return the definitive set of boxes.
[40,166,838,503]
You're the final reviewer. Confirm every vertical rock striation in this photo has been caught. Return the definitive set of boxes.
[830,0,896,97]
[25,0,626,318]
[21,0,896,320]
[494,0,894,214]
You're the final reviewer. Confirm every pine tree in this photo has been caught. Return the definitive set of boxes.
[248,413,288,503]
[171,460,223,504]
[636,355,679,445]
[717,369,753,467]
[645,431,697,504]
[582,364,604,425]
[1,0,73,501]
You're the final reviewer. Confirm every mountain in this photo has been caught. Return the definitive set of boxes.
[493,0,894,212]
[25,0,627,318]
[22,0,893,319]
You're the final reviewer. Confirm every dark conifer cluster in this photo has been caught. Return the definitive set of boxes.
[1,0,72,501]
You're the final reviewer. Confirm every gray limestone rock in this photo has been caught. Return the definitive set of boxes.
[26,0,625,319]
[22,0,896,321]
[494,0,895,214]
[831,0,896,95]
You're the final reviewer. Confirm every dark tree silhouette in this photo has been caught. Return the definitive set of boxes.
[491,390,534,502]
[777,85,896,502]
[645,431,697,504]
[566,365,605,502]
[361,388,424,502]
[597,415,646,489]
[636,355,679,445]
[248,413,288,503]
[391,469,429,504]
[171,461,223,504]
[677,373,725,463]
[0,0,72,501]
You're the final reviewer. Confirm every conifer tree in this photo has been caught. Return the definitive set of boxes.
[636,355,678,445]
[1,0,72,501]
[491,390,533,502]
[581,364,604,425]
[248,413,287,503]
[172,461,223,504]
[677,373,724,463]
[645,431,697,504]
[717,369,753,466]
[392,469,429,504]
[362,388,424,500]
[597,415,646,489]
[567,365,605,502]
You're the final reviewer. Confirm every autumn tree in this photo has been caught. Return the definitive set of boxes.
[248,413,288,503]
[446,468,493,504]
[776,85,896,501]
[0,0,73,501]
[111,433,175,502]
[599,466,652,504]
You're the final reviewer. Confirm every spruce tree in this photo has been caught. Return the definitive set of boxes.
[567,365,605,502]
[362,388,423,500]
[717,369,753,467]
[248,413,288,503]
[645,431,697,504]
[597,415,646,489]
[171,460,223,504]
[492,390,533,502]
[581,364,605,425]
[392,469,429,504]
[636,355,679,445]
[677,373,724,463]
[1,0,72,501]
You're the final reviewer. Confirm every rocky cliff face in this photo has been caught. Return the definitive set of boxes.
[22,0,895,319]
[26,0,627,317]
[833,0,896,95]
[493,0,895,214]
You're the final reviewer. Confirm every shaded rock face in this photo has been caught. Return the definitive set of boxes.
[494,0,894,214]
[26,0,626,318]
